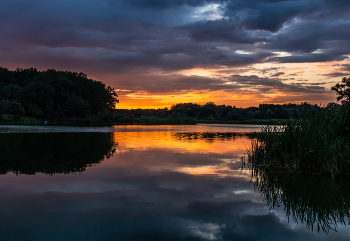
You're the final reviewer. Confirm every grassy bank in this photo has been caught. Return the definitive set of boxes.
[244,105,350,178]
[0,114,38,125]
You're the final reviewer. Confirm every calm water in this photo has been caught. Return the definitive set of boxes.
[0,124,349,240]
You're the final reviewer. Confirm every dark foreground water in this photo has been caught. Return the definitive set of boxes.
[0,124,349,241]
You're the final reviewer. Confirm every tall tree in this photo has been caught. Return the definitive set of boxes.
[331,77,350,104]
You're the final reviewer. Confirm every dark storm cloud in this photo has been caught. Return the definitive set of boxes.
[181,0,350,62]
[224,0,316,32]
[1,0,350,98]
[111,72,327,95]
[229,75,326,94]
[269,53,348,63]
[259,67,284,75]
[112,74,229,93]
[125,0,226,9]
[323,64,350,78]
[270,72,285,77]
[323,72,350,78]
[180,18,270,43]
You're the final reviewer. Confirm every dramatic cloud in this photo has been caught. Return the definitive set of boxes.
[1,0,349,107]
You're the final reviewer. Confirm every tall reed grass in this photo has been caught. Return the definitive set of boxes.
[244,104,350,177]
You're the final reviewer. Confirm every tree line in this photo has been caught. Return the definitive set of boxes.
[115,76,350,123]
[114,102,326,123]
[1,67,347,124]
[0,67,118,121]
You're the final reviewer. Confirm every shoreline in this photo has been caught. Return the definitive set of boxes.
[0,118,287,127]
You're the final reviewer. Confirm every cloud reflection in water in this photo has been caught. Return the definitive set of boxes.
[0,130,348,240]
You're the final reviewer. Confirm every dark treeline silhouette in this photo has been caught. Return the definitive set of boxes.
[114,102,326,123]
[0,67,336,124]
[0,132,117,175]
[0,67,118,121]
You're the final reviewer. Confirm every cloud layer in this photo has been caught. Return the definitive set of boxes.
[1,0,350,107]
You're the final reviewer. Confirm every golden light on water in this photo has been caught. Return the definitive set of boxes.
[112,131,249,154]
[95,131,252,178]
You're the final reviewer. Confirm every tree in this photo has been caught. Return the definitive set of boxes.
[0,99,9,119]
[19,81,55,117]
[27,104,43,118]
[1,84,22,100]
[331,77,350,104]
[8,100,25,119]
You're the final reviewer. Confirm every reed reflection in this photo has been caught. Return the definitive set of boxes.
[173,132,257,142]
[251,169,350,233]
[0,133,116,175]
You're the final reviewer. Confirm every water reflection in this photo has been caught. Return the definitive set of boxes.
[0,133,116,174]
[251,169,350,233]
[173,132,257,142]
[0,127,349,240]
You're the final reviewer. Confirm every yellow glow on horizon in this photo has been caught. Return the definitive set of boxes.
[176,68,216,77]
[113,59,350,109]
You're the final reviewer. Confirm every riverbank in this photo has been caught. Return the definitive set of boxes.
[1,115,288,126]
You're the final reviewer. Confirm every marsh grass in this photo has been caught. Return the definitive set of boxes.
[244,105,350,177]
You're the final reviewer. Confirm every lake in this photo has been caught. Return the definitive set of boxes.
[0,124,349,240]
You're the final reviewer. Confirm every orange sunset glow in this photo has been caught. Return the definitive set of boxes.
[2,0,350,240]
[106,59,349,109]
[1,0,350,109]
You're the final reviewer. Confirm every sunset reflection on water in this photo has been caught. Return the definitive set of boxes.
[0,125,348,241]
[108,131,252,178]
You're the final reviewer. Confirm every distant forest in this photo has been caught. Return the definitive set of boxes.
[0,67,118,121]
[114,102,328,124]
[0,67,337,124]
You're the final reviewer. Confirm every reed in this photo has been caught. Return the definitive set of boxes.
[244,104,350,177]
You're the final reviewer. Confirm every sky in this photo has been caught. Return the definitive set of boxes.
[1,0,350,109]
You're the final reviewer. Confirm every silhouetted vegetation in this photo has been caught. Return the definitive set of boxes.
[244,104,350,177]
[244,78,350,177]
[0,67,118,123]
[331,77,350,104]
[114,102,323,124]
[251,170,350,233]
[0,67,333,126]
[0,132,117,175]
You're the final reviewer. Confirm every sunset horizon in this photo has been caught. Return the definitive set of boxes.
[1,0,349,109]
[2,1,350,239]
[1,64,344,109]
